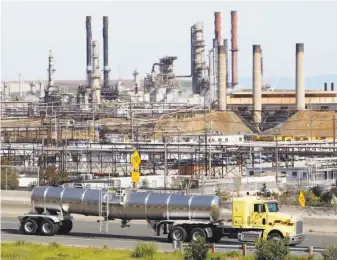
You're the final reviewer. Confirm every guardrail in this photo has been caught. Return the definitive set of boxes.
[172,241,325,256]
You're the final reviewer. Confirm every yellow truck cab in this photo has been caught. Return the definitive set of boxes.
[224,196,304,245]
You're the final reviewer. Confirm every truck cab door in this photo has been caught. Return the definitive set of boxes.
[252,204,267,228]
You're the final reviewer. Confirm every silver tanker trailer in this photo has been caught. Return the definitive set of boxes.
[18,186,224,242]
[18,186,304,245]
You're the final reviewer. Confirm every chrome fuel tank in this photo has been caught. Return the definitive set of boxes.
[31,186,221,221]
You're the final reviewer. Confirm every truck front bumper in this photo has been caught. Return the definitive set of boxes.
[288,234,305,245]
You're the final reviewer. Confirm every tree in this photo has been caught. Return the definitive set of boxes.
[140,178,149,188]
[311,185,323,197]
[1,159,19,190]
[255,238,289,260]
[184,236,209,260]
[99,126,111,143]
[39,165,68,187]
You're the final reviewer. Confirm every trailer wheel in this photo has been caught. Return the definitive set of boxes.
[190,228,207,242]
[22,218,38,235]
[40,219,58,236]
[58,220,73,234]
[170,226,188,242]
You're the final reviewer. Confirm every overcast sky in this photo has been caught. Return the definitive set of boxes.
[1,1,337,82]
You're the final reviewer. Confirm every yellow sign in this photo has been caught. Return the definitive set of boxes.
[132,171,140,183]
[298,190,306,207]
[131,150,141,170]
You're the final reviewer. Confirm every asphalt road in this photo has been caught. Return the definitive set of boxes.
[1,216,337,254]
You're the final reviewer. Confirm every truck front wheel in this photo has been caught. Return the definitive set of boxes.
[268,231,283,241]
[170,226,188,242]
[21,218,38,235]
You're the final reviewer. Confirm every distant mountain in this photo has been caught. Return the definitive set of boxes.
[238,74,337,91]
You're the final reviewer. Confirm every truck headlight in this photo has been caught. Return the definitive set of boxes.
[285,232,294,237]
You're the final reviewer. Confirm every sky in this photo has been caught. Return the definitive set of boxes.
[1,1,337,82]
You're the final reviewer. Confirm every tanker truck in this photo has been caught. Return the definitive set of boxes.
[18,186,304,245]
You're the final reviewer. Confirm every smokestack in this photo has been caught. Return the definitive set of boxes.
[223,39,229,89]
[332,82,335,91]
[86,16,92,86]
[208,49,216,101]
[212,39,218,100]
[103,16,110,87]
[253,45,262,128]
[218,45,227,111]
[296,43,305,111]
[91,41,101,104]
[214,12,222,46]
[231,11,238,88]
[324,82,328,91]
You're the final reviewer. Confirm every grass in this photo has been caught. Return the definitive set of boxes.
[1,242,324,260]
[1,242,184,260]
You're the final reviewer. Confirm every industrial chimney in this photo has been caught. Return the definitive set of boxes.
[253,45,262,128]
[331,82,335,91]
[223,39,229,89]
[86,16,92,87]
[296,43,305,111]
[214,12,222,46]
[91,41,101,104]
[324,82,328,91]
[231,11,238,88]
[103,16,110,87]
[218,45,227,111]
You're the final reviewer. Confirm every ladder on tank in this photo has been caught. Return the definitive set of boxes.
[98,180,123,233]
[98,189,109,233]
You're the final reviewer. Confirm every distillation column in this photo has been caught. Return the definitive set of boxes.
[253,45,262,128]
[191,22,206,95]
[86,16,92,87]
[48,50,56,87]
[218,45,227,111]
[296,43,305,111]
[91,41,101,104]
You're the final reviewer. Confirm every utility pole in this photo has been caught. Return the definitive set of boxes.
[333,112,336,152]
[275,128,279,186]
[164,136,167,190]
[5,168,8,190]
[130,98,133,141]
[203,98,207,195]
[209,119,213,178]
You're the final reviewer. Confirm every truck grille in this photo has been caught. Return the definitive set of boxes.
[296,220,303,235]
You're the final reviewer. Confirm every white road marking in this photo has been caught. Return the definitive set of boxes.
[1,221,19,224]
[1,232,144,244]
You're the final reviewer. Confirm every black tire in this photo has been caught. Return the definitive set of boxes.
[40,219,58,236]
[58,220,73,234]
[170,226,188,242]
[210,228,223,243]
[268,231,283,241]
[21,218,39,235]
[190,228,207,242]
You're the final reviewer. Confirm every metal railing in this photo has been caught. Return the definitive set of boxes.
[172,241,325,256]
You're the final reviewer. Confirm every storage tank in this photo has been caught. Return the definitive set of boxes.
[31,186,221,221]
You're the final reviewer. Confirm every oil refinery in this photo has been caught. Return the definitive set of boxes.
[1,10,336,191]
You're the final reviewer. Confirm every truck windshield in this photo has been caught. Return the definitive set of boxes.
[266,202,279,212]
